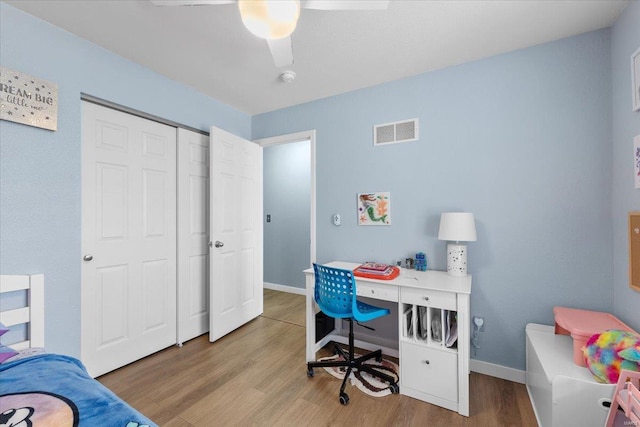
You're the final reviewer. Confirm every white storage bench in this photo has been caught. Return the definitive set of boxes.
[526,323,615,427]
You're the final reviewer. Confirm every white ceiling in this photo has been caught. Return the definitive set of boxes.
[6,0,629,115]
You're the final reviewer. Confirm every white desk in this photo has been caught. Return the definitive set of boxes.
[304,261,472,416]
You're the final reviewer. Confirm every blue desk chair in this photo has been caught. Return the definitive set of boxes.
[306,263,399,405]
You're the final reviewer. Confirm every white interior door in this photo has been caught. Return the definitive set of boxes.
[209,126,263,342]
[177,128,209,344]
[81,101,177,377]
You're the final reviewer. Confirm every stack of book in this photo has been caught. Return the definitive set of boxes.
[353,262,399,279]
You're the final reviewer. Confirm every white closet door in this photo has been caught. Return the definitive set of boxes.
[209,127,263,342]
[177,128,209,344]
[81,101,177,377]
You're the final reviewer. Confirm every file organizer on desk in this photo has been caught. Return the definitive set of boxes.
[403,306,458,348]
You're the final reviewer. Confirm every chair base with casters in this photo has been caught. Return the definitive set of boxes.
[306,263,399,405]
[307,320,399,405]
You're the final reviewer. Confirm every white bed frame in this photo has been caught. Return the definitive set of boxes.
[0,274,44,350]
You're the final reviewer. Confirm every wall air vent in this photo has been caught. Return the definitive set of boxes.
[373,118,419,146]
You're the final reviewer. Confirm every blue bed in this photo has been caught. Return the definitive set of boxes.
[0,353,157,427]
[0,274,156,426]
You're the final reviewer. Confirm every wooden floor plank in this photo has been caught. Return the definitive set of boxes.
[262,288,306,326]
[98,289,537,426]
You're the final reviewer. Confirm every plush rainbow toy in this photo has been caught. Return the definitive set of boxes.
[583,329,640,384]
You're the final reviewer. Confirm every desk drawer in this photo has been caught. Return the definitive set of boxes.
[401,341,458,402]
[401,287,456,310]
[357,281,398,302]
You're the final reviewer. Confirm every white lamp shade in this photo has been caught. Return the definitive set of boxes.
[438,212,477,242]
[238,0,300,40]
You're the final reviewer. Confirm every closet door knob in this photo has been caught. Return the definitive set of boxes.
[83,255,93,262]
[424,360,430,365]
[214,241,224,248]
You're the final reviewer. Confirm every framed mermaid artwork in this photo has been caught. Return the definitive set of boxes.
[357,192,391,225]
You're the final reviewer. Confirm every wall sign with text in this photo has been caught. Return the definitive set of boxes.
[0,66,58,131]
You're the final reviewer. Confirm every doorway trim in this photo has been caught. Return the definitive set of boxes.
[254,130,317,270]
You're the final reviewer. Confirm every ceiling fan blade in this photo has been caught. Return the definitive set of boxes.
[267,37,294,68]
[150,0,234,6]
[301,0,389,10]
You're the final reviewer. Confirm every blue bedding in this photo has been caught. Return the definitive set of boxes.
[0,353,157,427]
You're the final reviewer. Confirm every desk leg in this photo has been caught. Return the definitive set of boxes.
[457,293,470,417]
[306,274,316,362]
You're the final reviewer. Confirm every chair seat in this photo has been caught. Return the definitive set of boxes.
[354,300,390,322]
[319,299,389,321]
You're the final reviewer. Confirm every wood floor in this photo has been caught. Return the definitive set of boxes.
[98,289,538,426]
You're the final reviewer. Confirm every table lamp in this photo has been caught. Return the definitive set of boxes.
[438,212,477,277]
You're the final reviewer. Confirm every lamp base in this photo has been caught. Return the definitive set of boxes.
[446,243,468,277]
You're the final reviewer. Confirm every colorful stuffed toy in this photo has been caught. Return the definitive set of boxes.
[583,329,640,384]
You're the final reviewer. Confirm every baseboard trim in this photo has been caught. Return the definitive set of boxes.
[470,359,525,384]
[263,282,306,296]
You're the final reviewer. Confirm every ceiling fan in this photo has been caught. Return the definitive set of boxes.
[150,0,389,67]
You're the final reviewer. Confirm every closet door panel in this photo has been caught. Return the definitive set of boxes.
[82,101,177,377]
[177,128,210,344]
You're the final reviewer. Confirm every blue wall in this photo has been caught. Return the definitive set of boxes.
[611,1,640,332]
[1,1,638,372]
[263,140,311,288]
[253,29,616,370]
[0,3,251,357]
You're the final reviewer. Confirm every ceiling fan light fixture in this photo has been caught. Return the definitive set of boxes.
[238,0,300,40]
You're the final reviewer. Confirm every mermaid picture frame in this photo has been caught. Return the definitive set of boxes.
[357,192,391,225]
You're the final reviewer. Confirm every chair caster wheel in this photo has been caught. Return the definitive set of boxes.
[389,383,399,394]
[307,367,314,377]
[339,392,349,405]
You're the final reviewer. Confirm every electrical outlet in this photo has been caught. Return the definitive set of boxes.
[472,335,480,349]
[473,316,485,332]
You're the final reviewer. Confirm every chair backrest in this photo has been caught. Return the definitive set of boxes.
[313,264,356,319]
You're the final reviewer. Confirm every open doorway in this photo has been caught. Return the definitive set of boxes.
[255,131,316,295]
